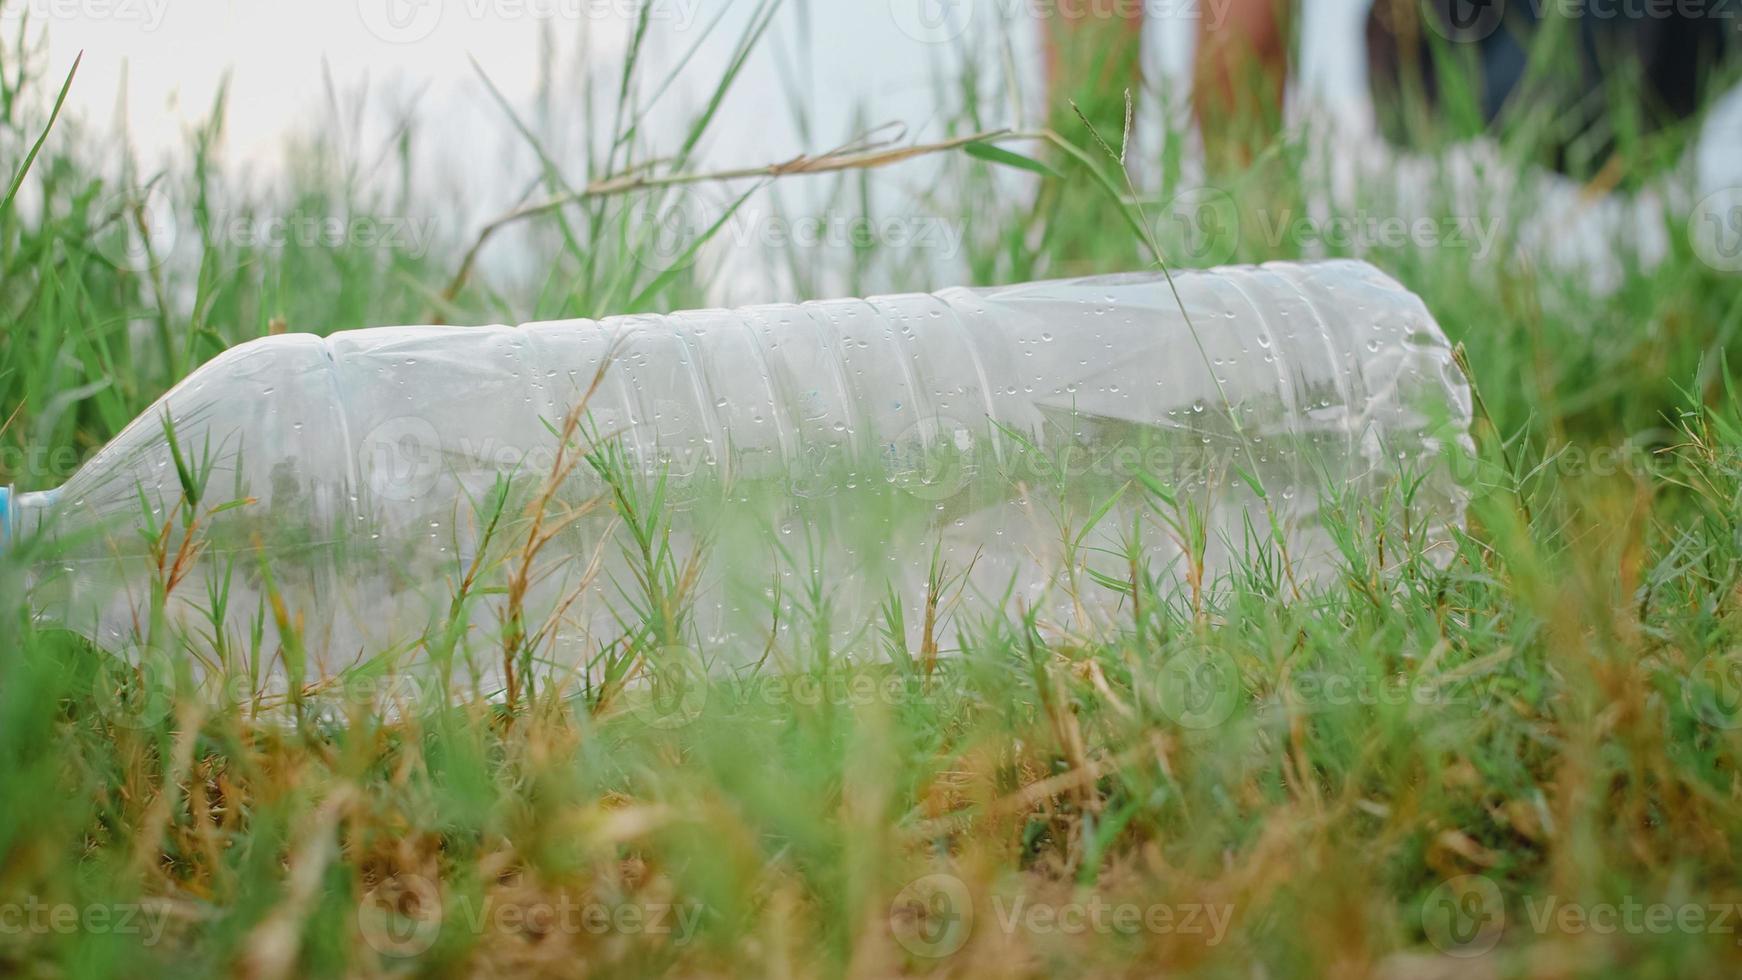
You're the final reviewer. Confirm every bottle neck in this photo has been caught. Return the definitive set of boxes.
[0,486,59,552]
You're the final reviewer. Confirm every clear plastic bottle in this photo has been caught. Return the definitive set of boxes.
[3,260,1471,679]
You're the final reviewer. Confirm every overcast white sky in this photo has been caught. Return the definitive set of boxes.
[13,0,1388,167]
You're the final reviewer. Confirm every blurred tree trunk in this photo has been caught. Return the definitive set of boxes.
[1041,0,1147,273]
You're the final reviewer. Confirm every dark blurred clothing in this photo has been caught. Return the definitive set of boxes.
[1367,0,1736,176]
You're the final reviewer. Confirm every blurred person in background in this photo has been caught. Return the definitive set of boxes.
[1047,0,1737,183]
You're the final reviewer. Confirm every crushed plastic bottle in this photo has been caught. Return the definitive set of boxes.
[3,260,1471,679]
